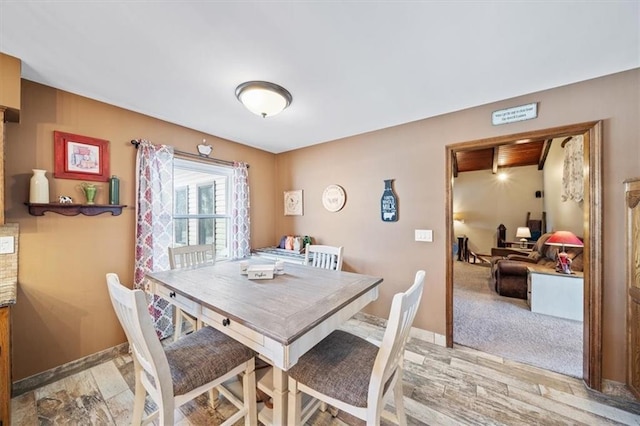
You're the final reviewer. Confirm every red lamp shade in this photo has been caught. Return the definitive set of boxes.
[545,230,583,274]
[545,231,584,248]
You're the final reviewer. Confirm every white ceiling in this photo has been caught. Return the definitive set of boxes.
[1,1,638,154]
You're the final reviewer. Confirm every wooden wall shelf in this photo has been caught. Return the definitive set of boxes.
[25,203,127,217]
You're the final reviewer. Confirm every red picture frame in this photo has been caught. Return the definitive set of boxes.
[54,131,110,182]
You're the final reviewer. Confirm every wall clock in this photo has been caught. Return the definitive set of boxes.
[284,190,303,216]
[322,184,346,212]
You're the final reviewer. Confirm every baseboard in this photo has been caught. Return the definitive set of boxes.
[410,326,447,347]
[602,379,638,399]
[12,342,129,398]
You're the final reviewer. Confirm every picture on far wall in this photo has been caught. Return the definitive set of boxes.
[381,179,398,222]
[54,131,110,182]
[284,190,303,216]
[322,184,346,212]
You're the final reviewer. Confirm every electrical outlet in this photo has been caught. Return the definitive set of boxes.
[0,236,15,254]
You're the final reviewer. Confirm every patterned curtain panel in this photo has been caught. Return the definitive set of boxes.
[133,139,175,339]
[562,135,584,203]
[230,162,251,259]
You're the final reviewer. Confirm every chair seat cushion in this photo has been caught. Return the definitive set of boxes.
[288,330,377,408]
[164,326,255,396]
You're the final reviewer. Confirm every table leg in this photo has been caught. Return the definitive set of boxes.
[272,366,288,425]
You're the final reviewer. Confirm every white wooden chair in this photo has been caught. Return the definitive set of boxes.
[106,273,257,426]
[304,244,344,271]
[168,244,215,341]
[304,244,344,415]
[169,243,215,269]
[287,270,426,425]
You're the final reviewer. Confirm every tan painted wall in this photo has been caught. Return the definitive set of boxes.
[453,166,544,253]
[276,68,640,381]
[544,137,585,235]
[4,69,639,383]
[5,81,277,380]
[451,139,585,253]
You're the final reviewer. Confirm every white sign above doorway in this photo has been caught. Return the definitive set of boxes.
[492,102,538,125]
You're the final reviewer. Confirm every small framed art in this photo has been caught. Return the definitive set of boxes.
[54,131,110,182]
[284,190,303,216]
[322,184,346,212]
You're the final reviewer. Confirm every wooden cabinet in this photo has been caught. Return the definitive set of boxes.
[527,268,584,321]
[625,178,640,399]
[0,306,10,426]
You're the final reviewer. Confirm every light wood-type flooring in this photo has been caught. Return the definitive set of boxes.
[11,312,640,425]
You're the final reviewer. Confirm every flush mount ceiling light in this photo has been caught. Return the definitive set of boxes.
[235,81,292,118]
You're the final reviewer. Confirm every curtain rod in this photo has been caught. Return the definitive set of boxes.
[560,136,573,148]
[130,140,249,168]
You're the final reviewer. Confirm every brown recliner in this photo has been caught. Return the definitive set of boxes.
[495,260,529,299]
[493,232,584,299]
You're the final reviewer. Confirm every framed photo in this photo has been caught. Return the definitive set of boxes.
[284,190,303,216]
[54,131,110,181]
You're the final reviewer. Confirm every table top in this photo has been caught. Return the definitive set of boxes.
[146,259,383,346]
[527,264,584,278]
[504,241,536,248]
[491,247,532,257]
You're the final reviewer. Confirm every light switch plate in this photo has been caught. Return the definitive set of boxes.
[415,229,433,242]
[0,236,15,254]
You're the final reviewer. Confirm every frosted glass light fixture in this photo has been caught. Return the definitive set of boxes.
[235,81,292,118]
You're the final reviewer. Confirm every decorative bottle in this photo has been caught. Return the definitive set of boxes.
[381,179,398,222]
[29,169,49,203]
[109,175,120,205]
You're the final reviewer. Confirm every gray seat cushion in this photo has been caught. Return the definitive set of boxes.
[288,330,378,408]
[164,326,255,395]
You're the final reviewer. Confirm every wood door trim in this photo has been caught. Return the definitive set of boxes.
[625,178,640,398]
[445,120,603,390]
[627,189,640,209]
[0,306,10,426]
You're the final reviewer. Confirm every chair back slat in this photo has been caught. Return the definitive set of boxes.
[304,244,344,271]
[107,272,257,425]
[106,274,174,407]
[368,270,425,404]
[169,244,215,269]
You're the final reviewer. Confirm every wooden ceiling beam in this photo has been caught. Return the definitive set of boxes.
[452,151,458,178]
[538,138,552,170]
[492,146,499,174]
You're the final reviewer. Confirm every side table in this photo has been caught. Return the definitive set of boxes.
[527,266,584,321]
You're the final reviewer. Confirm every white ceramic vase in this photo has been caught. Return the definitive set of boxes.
[29,169,49,203]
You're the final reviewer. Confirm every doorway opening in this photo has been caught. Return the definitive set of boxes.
[445,121,603,390]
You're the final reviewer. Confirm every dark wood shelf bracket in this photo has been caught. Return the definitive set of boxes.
[25,203,127,217]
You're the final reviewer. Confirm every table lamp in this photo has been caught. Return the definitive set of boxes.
[515,227,531,248]
[545,230,584,274]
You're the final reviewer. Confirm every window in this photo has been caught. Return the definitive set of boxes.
[173,158,231,259]
[174,186,188,245]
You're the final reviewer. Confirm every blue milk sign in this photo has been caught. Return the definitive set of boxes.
[381,179,398,222]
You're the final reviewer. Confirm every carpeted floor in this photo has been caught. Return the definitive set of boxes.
[453,261,583,378]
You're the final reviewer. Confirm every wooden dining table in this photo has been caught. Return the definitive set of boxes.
[146,258,383,425]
